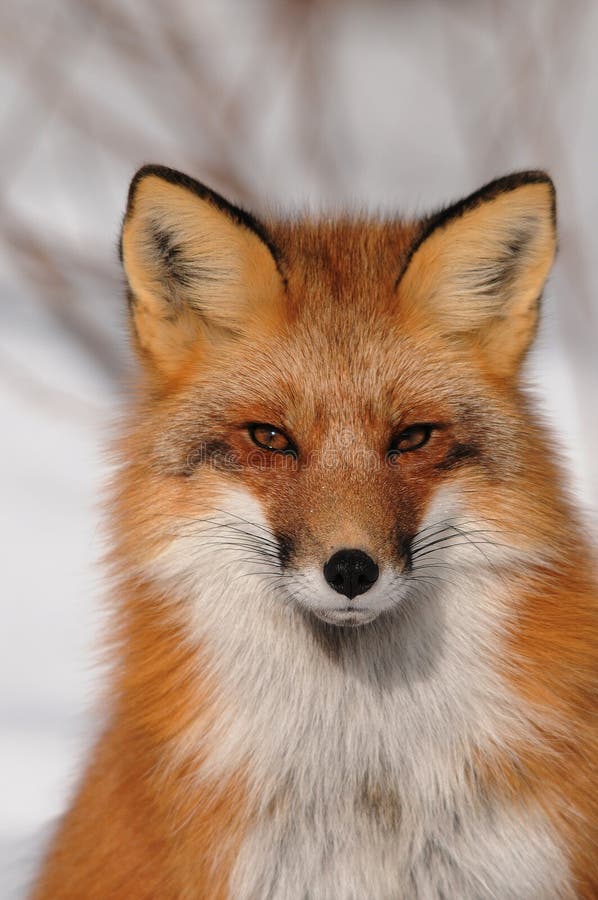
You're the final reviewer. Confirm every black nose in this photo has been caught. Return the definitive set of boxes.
[323,549,379,599]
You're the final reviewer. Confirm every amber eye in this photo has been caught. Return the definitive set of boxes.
[248,423,296,455]
[388,424,434,457]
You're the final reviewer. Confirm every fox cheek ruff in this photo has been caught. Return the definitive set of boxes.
[31,167,597,900]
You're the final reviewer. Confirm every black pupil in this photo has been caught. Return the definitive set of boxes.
[403,427,422,444]
[395,425,430,452]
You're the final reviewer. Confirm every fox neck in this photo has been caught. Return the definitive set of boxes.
[115,552,572,898]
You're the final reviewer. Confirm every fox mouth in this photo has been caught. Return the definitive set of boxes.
[311,607,380,628]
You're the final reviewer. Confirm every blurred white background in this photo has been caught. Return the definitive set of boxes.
[1,0,597,895]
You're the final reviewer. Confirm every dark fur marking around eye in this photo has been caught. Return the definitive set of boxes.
[177,438,240,477]
[436,442,480,472]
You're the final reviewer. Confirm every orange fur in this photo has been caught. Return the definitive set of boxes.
[31,167,597,898]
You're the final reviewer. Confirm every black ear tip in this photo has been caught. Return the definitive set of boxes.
[429,170,557,236]
[508,169,555,199]
[496,169,556,226]
[124,164,236,222]
[482,170,556,219]
[125,164,184,217]
[502,169,554,187]
[472,169,555,204]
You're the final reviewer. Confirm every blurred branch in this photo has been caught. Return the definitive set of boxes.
[2,213,124,380]
[0,348,105,424]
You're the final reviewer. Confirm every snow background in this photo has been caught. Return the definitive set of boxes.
[1,1,597,895]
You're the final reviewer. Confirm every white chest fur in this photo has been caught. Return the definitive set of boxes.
[220,607,567,900]
[174,578,569,899]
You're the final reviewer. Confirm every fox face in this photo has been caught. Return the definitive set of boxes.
[119,167,556,631]
[32,167,598,900]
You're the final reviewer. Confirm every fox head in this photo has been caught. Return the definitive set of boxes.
[118,166,557,629]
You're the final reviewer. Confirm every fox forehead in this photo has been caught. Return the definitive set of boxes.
[165,221,481,418]
[156,329,498,475]
[173,319,500,459]
[267,216,420,306]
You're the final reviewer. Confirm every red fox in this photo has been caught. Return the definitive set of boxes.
[32,166,597,899]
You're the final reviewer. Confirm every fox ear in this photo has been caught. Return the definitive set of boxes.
[120,165,284,378]
[398,172,557,377]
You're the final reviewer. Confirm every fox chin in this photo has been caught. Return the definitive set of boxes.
[31,166,597,900]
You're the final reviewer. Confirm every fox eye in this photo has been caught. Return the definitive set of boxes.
[388,424,434,457]
[248,423,295,455]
